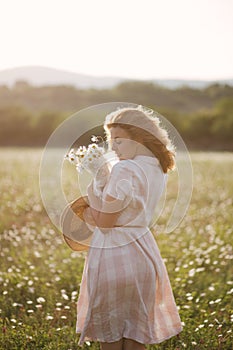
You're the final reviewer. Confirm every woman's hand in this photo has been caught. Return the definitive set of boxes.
[92,163,110,196]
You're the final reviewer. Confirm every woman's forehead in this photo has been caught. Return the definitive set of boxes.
[110,126,130,138]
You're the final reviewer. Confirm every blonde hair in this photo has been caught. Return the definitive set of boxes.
[104,106,176,173]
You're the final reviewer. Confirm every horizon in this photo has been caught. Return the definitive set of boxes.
[1,65,233,83]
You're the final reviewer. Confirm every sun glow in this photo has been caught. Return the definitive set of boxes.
[0,0,233,80]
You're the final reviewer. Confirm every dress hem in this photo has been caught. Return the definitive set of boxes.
[76,326,183,346]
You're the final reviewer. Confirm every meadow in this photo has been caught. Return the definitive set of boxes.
[0,149,232,350]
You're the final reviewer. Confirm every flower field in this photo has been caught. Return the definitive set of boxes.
[0,148,232,350]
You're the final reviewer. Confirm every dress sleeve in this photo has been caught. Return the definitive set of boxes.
[103,161,133,201]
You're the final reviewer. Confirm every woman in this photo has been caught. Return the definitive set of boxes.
[76,106,183,349]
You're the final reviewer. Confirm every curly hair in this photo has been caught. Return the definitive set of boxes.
[104,106,176,173]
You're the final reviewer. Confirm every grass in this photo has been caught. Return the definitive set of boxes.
[0,148,232,349]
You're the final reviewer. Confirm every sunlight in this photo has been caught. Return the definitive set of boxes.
[0,0,232,79]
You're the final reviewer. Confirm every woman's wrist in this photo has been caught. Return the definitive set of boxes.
[83,207,96,227]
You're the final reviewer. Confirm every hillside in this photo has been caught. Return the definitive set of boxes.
[0,66,233,90]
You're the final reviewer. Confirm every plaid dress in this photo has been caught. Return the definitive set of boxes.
[76,155,182,345]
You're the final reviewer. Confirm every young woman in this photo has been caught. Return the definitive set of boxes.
[76,106,182,350]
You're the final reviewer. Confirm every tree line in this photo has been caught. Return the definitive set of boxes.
[0,81,232,150]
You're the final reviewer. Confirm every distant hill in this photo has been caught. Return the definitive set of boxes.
[0,66,232,90]
[0,66,124,89]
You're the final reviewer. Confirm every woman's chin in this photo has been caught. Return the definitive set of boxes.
[118,155,129,160]
[116,153,130,160]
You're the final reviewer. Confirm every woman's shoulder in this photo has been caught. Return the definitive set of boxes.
[108,160,141,185]
[110,160,132,177]
[111,159,138,174]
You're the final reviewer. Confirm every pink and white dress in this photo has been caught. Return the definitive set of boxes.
[76,155,182,345]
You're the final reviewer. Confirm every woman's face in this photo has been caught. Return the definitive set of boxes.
[109,126,138,160]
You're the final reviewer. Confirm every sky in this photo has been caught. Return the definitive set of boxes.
[1,0,233,80]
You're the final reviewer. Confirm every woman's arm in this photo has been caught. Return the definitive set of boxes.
[83,194,123,230]
[84,161,130,231]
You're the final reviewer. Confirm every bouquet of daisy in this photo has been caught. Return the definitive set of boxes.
[65,136,111,196]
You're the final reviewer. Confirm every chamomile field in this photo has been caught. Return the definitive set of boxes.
[0,149,232,350]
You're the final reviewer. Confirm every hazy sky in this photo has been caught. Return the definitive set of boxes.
[1,0,233,80]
